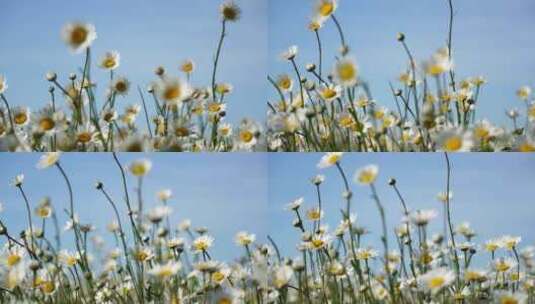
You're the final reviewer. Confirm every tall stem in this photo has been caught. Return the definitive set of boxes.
[444,152,460,286]
[112,153,143,244]
[17,186,35,254]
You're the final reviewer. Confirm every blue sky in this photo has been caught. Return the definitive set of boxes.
[1,153,534,264]
[269,153,535,265]
[269,0,535,126]
[0,0,267,124]
[0,153,268,261]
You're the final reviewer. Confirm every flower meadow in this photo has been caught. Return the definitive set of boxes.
[0,1,263,152]
[267,0,535,152]
[0,152,533,303]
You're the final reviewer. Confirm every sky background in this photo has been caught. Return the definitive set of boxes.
[0,0,267,124]
[269,0,535,126]
[269,153,535,266]
[0,153,268,261]
[0,153,534,265]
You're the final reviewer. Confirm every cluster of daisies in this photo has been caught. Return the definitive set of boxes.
[273,152,532,303]
[0,152,533,303]
[0,1,263,152]
[267,0,535,152]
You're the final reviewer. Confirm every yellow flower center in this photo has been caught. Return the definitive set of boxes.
[208,103,222,113]
[77,132,92,143]
[443,136,462,151]
[327,154,340,165]
[321,88,337,100]
[115,81,128,93]
[496,262,510,272]
[428,277,445,289]
[181,62,193,73]
[135,251,149,262]
[103,58,116,69]
[212,271,225,283]
[337,62,356,82]
[318,2,334,17]
[163,86,181,101]
[339,116,354,128]
[311,239,325,248]
[500,296,518,304]
[519,142,535,152]
[222,7,238,20]
[7,254,21,266]
[358,171,375,185]
[240,130,254,143]
[474,126,489,139]
[14,113,28,125]
[218,297,232,304]
[40,281,56,294]
[39,117,55,131]
[71,26,88,45]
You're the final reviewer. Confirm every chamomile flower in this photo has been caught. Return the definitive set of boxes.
[111,76,130,96]
[12,106,30,126]
[423,47,453,76]
[192,235,214,253]
[129,159,152,177]
[148,261,181,279]
[516,86,531,101]
[11,174,24,187]
[220,1,241,22]
[61,22,97,53]
[35,197,53,218]
[235,231,255,246]
[276,74,294,92]
[156,189,172,201]
[317,152,343,168]
[272,265,294,288]
[180,59,195,74]
[410,209,438,226]
[315,0,337,18]
[99,51,120,70]
[354,164,379,185]
[281,45,298,61]
[435,127,474,152]
[333,57,358,87]
[418,267,455,294]
[156,77,191,106]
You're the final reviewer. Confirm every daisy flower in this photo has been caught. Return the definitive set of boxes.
[156,77,191,106]
[192,235,214,253]
[98,51,120,70]
[129,159,152,177]
[317,152,343,169]
[61,22,97,53]
[333,57,358,87]
[418,267,455,294]
[315,0,337,18]
[220,1,241,22]
[354,164,379,185]
[235,231,255,246]
[281,45,298,61]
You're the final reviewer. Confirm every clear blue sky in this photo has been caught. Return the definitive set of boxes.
[0,153,268,261]
[1,153,534,264]
[0,0,267,124]
[269,0,535,126]
[269,153,535,265]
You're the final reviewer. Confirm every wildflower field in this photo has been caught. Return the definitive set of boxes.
[0,1,263,152]
[0,152,533,303]
[267,0,535,152]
